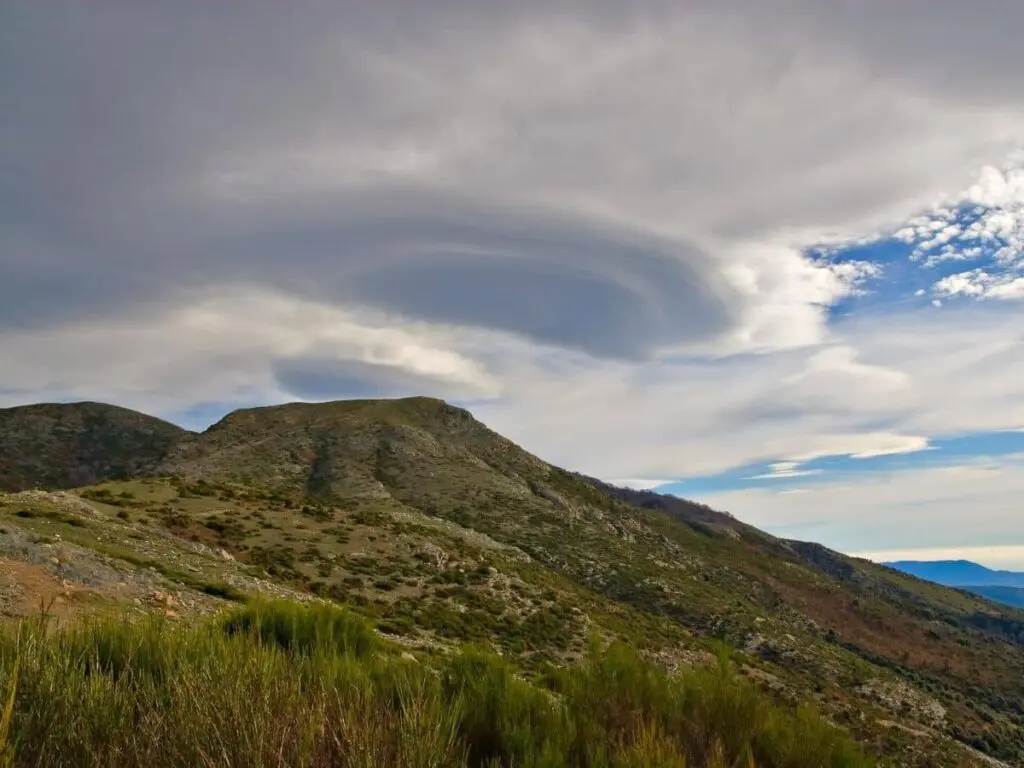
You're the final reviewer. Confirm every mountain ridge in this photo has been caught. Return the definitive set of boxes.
[1,397,1024,765]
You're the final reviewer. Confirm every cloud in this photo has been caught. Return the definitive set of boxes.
[745,461,826,480]
[844,158,1024,295]
[4,0,1022,357]
[933,270,1024,301]
[273,359,486,402]
[605,478,675,491]
[696,456,1024,556]
[468,303,1024,480]
[0,287,504,414]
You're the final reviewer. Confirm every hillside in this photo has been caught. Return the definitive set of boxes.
[1,397,1023,765]
[0,402,186,492]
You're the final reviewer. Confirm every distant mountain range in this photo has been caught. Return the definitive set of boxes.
[885,560,1024,608]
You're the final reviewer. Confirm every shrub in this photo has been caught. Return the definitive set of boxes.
[221,599,378,658]
[559,641,871,768]
[0,603,872,767]
[442,647,574,766]
[198,581,247,602]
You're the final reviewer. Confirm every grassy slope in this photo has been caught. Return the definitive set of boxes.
[0,397,1021,764]
[0,600,870,768]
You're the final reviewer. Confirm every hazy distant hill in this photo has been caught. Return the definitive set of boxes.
[885,559,1024,588]
[885,560,1024,611]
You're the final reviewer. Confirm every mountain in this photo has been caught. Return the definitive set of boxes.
[2,396,1024,765]
[0,401,187,492]
[155,397,548,500]
[886,560,1024,588]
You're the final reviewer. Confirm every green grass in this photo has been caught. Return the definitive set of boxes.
[221,599,378,658]
[0,600,870,767]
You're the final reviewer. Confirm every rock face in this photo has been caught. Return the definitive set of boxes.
[0,402,188,491]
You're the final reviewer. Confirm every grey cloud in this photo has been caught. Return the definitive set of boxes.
[786,0,1024,104]
[273,358,481,402]
[0,178,738,355]
[219,195,734,358]
[3,0,1024,375]
[4,2,748,356]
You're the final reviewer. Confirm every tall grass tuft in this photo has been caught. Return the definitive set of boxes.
[0,600,873,767]
[221,598,378,658]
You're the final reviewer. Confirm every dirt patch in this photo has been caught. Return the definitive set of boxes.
[0,557,98,624]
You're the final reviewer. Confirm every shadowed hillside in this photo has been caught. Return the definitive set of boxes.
[0,402,187,492]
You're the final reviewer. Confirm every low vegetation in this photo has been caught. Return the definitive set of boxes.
[0,600,869,767]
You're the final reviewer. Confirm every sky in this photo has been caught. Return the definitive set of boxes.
[4,1,1024,567]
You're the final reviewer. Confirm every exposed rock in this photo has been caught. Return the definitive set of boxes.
[859,679,947,727]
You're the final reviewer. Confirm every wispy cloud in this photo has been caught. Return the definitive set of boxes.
[605,478,675,491]
[696,455,1024,556]
[745,461,824,480]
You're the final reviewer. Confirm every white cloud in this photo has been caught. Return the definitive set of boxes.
[746,469,824,480]
[697,457,1024,557]
[933,270,1024,300]
[825,158,1024,290]
[469,304,1024,480]
[605,478,675,491]
[771,462,802,473]
[793,434,931,461]
[0,288,503,414]
[745,461,824,480]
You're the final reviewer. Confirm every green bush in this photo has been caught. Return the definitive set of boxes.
[198,581,247,602]
[0,602,872,767]
[559,641,871,768]
[221,598,378,658]
[442,647,574,765]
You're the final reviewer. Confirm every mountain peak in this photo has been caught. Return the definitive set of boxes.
[157,395,528,500]
[206,396,464,431]
[0,401,187,491]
